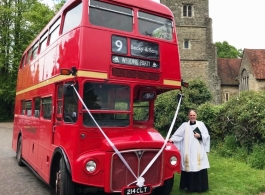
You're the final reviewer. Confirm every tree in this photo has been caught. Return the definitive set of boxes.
[215,41,243,58]
[0,0,55,121]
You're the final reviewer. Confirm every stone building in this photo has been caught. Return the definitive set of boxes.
[161,0,221,104]
[217,58,241,103]
[239,49,265,92]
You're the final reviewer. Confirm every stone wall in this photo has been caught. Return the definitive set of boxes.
[221,86,238,103]
[161,0,221,103]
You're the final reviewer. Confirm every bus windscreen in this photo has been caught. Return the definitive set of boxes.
[138,11,173,41]
[89,0,133,32]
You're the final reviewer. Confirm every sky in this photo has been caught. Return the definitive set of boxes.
[42,0,265,50]
[209,0,265,50]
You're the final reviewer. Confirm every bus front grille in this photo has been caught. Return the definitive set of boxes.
[112,68,160,81]
[111,150,162,192]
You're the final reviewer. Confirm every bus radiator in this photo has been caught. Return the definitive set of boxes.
[111,150,162,191]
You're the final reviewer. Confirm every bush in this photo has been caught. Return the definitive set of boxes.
[154,78,212,134]
[218,135,239,157]
[248,144,265,169]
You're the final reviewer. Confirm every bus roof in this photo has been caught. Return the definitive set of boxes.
[110,0,174,17]
[23,0,174,54]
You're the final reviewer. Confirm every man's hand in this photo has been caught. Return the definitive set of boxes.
[194,132,200,139]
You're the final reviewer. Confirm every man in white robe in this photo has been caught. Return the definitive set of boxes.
[169,110,210,192]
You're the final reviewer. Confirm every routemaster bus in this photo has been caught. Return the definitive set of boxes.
[12,0,184,194]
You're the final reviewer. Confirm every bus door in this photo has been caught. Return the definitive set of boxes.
[53,81,78,146]
[53,83,63,145]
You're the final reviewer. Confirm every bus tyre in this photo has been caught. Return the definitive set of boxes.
[57,158,75,195]
[16,136,24,166]
[153,176,174,195]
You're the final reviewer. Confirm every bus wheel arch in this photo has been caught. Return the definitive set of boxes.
[57,157,75,195]
[16,132,24,166]
[50,147,74,195]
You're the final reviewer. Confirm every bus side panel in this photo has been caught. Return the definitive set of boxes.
[58,28,80,70]
[79,28,110,72]
[27,118,39,171]
[159,43,181,80]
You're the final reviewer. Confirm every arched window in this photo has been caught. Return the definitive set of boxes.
[240,69,249,92]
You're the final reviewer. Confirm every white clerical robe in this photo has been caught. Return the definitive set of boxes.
[170,121,210,172]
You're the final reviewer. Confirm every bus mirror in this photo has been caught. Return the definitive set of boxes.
[63,84,74,97]
[181,80,189,88]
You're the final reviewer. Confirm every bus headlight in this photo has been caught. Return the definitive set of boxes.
[86,160,97,172]
[170,156,177,166]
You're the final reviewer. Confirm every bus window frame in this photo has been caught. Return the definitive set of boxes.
[39,30,48,54]
[48,17,61,45]
[33,97,41,118]
[32,41,39,60]
[41,96,53,120]
[26,48,33,65]
[20,54,27,69]
[62,1,83,34]
[25,100,33,117]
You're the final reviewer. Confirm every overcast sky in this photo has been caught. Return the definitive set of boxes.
[42,0,265,50]
[209,0,265,50]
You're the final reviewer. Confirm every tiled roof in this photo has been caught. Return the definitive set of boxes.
[217,58,241,85]
[244,49,265,79]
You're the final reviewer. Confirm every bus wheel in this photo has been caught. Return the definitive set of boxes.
[152,176,174,195]
[16,136,24,166]
[56,158,75,195]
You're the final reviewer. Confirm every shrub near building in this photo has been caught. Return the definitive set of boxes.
[197,90,265,169]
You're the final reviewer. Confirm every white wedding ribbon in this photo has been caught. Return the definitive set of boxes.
[72,85,138,181]
[72,84,183,187]
[133,94,183,184]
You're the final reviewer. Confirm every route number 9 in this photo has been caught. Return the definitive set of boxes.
[112,36,127,54]
[115,40,123,51]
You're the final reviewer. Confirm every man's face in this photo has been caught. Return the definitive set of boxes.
[188,111,197,122]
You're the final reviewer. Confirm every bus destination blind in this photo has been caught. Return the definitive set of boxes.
[112,55,159,69]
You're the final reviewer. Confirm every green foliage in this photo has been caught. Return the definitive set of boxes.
[0,0,55,121]
[215,41,243,58]
[154,78,212,134]
[53,0,66,12]
[218,135,239,157]
[223,91,265,148]
[248,144,265,169]
[133,101,149,121]
[196,90,265,169]
[197,102,222,140]
[198,90,265,150]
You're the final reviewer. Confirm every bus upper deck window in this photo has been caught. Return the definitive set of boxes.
[89,0,133,32]
[39,31,48,54]
[138,12,173,41]
[62,2,82,34]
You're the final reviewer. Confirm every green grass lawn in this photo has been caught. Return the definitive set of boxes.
[170,152,265,195]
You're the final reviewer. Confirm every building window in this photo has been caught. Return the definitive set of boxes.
[184,40,190,49]
[240,69,249,92]
[183,5,192,17]
[225,92,229,102]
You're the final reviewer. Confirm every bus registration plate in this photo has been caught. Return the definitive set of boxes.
[122,185,151,195]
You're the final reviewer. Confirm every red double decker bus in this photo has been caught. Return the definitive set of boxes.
[12,0,184,194]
